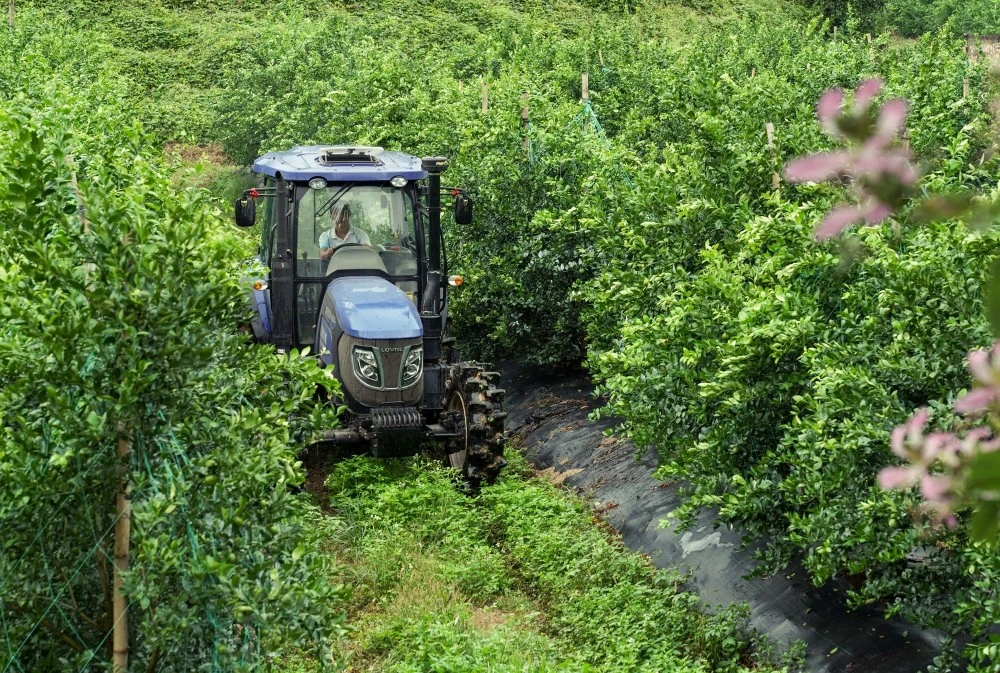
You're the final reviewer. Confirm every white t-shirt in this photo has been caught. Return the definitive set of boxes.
[319,227,371,251]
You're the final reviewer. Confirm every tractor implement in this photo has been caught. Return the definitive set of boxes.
[233,145,506,483]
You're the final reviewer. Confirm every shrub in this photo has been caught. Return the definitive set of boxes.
[0,87,346,672]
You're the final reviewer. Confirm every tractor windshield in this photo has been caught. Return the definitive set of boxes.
[296,184,419,276]
[294,184,421,346]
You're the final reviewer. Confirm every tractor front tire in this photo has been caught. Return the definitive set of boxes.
[445,363,506,484]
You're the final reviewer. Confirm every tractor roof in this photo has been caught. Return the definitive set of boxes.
[252,145,428,182]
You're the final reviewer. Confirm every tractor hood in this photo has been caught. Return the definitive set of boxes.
[327,277,422,340]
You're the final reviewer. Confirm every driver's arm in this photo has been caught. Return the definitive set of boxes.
[318,230,334,260]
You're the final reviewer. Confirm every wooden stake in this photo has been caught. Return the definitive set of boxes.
[866,33,872,44]
[766,122,780,190]
[457,79,463,93]
[901,128,911,152]
[481,81,489,114]
[964,77,970,99]
[581,73,589,102]
[7,0,12,30]
[521,91,530,154]
[112,429,132,673]
[806,63,811,72]
[598,49,604,67]
[833,26,837,43]
[751,67,756,78]
[67,154,89,234]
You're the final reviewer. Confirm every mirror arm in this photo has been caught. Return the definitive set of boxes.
[241,187,278,199]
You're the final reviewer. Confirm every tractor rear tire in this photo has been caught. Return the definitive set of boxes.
[445,363,506,485]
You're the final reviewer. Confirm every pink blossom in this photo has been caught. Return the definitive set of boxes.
[920,474,951,501]
[968,348,993,384]
[903,407,930,446]
[954,387,998,415]
[817,89,846,137]
[784,152,851,182]
[854,79,883,107]
[815,205,864,240]
[786,77,919,241]
[863,199,892,225]
[874,99,909,144]
[922,432,960,464]
[853,145,915,178]
[878,465,919,489]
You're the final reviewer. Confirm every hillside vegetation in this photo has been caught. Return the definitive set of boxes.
[1,0,998,670]
[802,0,1000,38]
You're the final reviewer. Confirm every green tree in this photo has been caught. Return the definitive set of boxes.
[0,87,346,672]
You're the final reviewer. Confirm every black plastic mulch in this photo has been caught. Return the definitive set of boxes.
[499,360,942,673]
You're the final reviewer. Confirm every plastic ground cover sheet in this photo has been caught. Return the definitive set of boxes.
[499,361,943,673]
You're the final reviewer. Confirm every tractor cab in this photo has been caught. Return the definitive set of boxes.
[234,146,505,483]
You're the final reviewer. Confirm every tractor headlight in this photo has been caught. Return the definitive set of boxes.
[352,346,382,387]
[401,347,422,388]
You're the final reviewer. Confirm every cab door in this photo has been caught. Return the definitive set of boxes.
[250,178,276,341]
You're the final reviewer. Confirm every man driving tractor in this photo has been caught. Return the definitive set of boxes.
[319,203,371,260]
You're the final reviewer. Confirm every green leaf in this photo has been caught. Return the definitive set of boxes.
[970,501,999,544]
[984,258,1000,338]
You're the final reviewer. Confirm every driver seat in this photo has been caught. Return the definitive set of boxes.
[326,245,388,276]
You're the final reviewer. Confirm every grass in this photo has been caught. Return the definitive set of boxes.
[282,453,795,673]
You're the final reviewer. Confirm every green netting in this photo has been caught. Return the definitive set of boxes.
[2,418,259,673]
[524,99,635,190]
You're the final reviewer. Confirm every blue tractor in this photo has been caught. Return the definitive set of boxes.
[234,146,506,482]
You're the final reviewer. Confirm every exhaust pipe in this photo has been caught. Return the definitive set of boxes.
[421,157,448,315]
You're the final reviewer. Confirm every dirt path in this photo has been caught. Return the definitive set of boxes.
[499,360,943,673]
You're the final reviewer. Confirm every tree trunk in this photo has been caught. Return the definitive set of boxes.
[113,432,131,672]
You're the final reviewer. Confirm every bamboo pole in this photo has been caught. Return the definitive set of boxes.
[67,154,89,234]
[766,122,780,190]
[521,91,530,154]
[112,429,132,673]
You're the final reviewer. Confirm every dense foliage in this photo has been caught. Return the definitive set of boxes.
[210,5,1000,667]
[879,0,1000,37]
[0,76,345,673]
[6,0,1000,669]
[799,0,1000,37]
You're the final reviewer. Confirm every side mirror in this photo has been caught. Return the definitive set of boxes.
[234,196,256,228]
[454,194,473,225]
